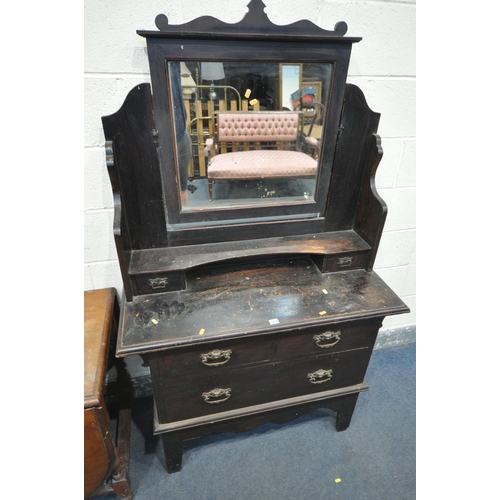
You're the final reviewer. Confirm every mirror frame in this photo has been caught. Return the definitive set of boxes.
[138,1,361,245]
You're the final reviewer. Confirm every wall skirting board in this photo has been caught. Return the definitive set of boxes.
[374,325,416,350]
[105,326,416,401]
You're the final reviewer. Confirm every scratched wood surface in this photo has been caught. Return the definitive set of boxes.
[129,230,370,274]
[117,256,408,356]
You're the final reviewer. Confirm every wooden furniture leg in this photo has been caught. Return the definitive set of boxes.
[161,433,184,473]
[111,357,133,499]
[155,388,366,474]
[335,393,360,431]
[111,457,133,500]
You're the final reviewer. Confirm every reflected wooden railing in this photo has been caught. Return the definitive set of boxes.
[183,85,260,178]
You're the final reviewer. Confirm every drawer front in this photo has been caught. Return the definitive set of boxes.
[148,336,276,380]
[312,251,369,273]
[276,318,381,360]
[132,271,185,295]
[154,348,372,424]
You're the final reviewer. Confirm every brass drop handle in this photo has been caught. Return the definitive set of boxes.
[313,330,341,348]
[201,388,232,404]
[307,369,333,385]
[200,349,233,367]
[338,256,353,267]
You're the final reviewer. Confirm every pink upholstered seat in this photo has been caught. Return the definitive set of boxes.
[208,149,317,179]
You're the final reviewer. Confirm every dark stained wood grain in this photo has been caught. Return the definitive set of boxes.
[152,348,372,424]
[165,217,327,247]
[145,36,351,233]
[117,257,408,357]
[101,81,391,302]
[156,384,367,472]
[102,84,167,301]
[147,336,277,380]
[274,317,381,360]
[154,382,368,435]
[326,83,381,232]
[142,316,380,386]
[129,230,370,274]
[355,134,387,270]
[102,83,166,250]
[103,143,133,301]
[144,0,358,42]
[100,5,411,475]
[127,230,371,295]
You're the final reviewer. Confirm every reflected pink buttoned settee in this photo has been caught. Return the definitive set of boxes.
[205,111,318,201]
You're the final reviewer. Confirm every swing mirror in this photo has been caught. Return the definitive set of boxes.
[169,61,331,211]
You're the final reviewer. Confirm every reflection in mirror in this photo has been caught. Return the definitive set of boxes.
[280,64,302,110]
[169,61,332,210]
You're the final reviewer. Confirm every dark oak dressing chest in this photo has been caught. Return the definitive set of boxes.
[101,0,409,473]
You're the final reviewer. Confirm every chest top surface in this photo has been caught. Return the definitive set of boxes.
[116,257,408,357]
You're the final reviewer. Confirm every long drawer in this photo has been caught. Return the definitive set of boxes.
[154,348,372,424]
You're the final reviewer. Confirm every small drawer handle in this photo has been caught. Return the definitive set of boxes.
[200,349,233,367]
[338,256,353,267]
[148,277,169,289]
[313,330,341,348]
[307,369,333,385]
[202,388,232,404]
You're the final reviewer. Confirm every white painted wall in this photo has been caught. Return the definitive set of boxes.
[84,0,416,351]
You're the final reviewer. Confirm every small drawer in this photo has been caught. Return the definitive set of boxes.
[132,271,186,295]
[154,348,371,424]
[312,251,369,273]
[148,336,276,380]
[275,318,381,360]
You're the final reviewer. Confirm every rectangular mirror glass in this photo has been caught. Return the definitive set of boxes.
[169,61,332,211]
